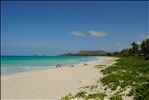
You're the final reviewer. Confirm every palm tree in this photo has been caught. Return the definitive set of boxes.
[140,39,149,60]
[131,42,139,57]
[120,49,130,57]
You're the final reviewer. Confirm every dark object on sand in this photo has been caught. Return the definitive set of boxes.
[56,64,61,68]
[70,65,74,67]
[83,64,88,66]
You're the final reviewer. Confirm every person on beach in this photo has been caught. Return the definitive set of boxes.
[56,64,59,68]
[56,64,61,68]
[83,64,88,66]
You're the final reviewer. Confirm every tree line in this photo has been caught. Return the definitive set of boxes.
[111,39,149,60]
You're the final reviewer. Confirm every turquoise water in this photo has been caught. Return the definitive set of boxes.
[1,56,104,75]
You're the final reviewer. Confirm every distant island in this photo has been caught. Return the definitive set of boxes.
[33,54,46,56]
[59,50,109,56]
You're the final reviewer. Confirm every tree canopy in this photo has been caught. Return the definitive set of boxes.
[113,39,149,60]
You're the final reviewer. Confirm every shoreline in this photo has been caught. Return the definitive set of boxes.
[1,57,104,77]
[1,57,117,99]
[1,56,104,76]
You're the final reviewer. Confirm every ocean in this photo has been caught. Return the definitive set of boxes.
[1,56,104,75]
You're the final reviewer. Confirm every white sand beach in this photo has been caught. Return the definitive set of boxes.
[1,57,117,99]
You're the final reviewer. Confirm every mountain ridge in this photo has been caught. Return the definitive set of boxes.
[59,50,108,56]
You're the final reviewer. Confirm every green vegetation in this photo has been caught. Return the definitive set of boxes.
[61,93,74,100]
[89,85,98,92]
[110,93,123,100]
[85,93,107,100]
[95,65,106,69]
[127,83,149,100]
[113,39,149,60]
[100,57,149,99]
[75,91,87,98]
[61,91,107,100]
[79,85,98,92]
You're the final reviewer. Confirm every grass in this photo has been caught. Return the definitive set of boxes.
[79,85,98,92]
[61,91,107,100]
[61,93,74,100]
[95,65,106,69]
[85,92,107,100]
[100,57,149,99]
[75,91,87,98]
[89,85,98,92]
[110,93,123,100]
[128,83,149,100]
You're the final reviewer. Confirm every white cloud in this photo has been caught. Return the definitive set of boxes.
[135,34,148,39]
[136,41,141,45]
[88,30,107,38]
[71,31,85,37]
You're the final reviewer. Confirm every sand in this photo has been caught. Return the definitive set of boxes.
[1,57,117,100]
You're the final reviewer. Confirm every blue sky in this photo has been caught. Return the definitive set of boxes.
[1,1,149,56]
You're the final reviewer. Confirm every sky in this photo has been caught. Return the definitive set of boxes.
[1,1,149,56]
